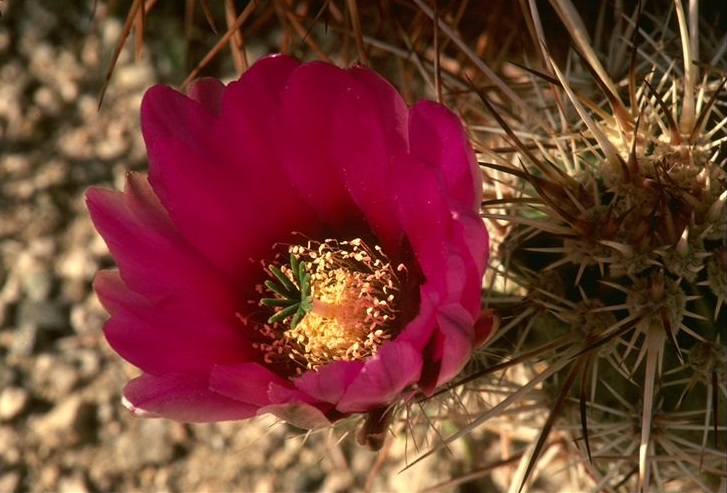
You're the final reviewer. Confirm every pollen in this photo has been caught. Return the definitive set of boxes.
[254,238,405,372]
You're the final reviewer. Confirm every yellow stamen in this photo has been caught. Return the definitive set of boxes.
[256,238,405,372]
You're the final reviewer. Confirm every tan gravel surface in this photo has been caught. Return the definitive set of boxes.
[0,1,497,491]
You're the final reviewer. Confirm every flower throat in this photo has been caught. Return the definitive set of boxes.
[254,238,405,373]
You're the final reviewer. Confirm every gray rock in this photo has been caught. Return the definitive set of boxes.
[69,298,107,335]
[113,419,177,469]
[0,364,17,389]
[30,394,97,447]
[21,268,54,302]
[13,300,71,355]
[31,354,81,400]
[17,300,69,332]
[9,322,38,357]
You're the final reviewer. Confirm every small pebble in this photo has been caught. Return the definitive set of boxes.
[0,387,29,421]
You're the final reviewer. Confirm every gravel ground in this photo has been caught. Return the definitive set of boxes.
[0,1,506,491]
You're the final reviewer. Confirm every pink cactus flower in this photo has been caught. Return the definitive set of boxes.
[87,55,490,433]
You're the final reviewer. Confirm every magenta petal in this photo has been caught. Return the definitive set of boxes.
[209,363,291,407]
[227,54,301,103]
[453,209,489,314]
[474,309,495,348]
[392,154,486,315]
[294,360,364,405]
[144,124,267,283]
[391,154,450,301]
[330,82,404,254]
[432,303,475,389]
[86,173,237,309]
[453,208,490,280]
[123,373,257,422]
[348,65,409,153]
[337,342,422,413]
[96,271,251,374]
[143,62,321,282]
[395,286,439,350]
[409,101,481,209]
[279,62,367,230]
[330,66,410,252]
[89,56,490,428]
[186,77,225,114]
[142,84,219,156]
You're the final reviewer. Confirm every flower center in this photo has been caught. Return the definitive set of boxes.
[255,238,405,373]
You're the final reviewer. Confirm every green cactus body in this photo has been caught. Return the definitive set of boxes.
[476,0,726,491]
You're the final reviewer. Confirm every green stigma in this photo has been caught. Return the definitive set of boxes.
[260,253,313,329]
